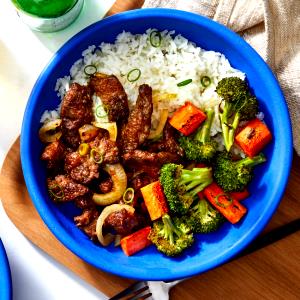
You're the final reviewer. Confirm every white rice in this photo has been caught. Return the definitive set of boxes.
[41,29,245,139]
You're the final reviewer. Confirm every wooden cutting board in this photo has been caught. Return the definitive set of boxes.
[1,139,300,299]
[1,1,300,298]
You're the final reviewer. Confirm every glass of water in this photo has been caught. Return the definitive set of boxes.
[11,0,84,32]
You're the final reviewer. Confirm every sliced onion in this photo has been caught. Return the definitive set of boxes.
[39,119,62,143]
[152,91,177,106]
[94,72,108,79]
[78,124,99,142]
[114,234,122,247]
[92,163,127,206]
[148,109,169,140]
[92,122,117,141]
[96,204,135,246]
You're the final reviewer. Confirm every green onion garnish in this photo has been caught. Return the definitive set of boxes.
[78,143,90,156]
[177,79,192,87]
[215,193,233,208]
[127,68,141,82]
[95,105,108,119]
[200,76,211,87]
[84,64,97,76]
[150,30,162,47]
[123,187,135,204]
[90,148,103,164]
[48,184,64,201]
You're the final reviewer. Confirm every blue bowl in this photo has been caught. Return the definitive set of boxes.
[0,240,12,300]
[21,8,293,280]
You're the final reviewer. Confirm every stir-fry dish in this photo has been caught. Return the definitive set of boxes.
[39,75,272,257]
[39,30,272,257]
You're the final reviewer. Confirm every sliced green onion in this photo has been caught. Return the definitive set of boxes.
[200,76,211,87]
[177,79,192,87]
[84,64,97,76]
[78,143,90,156]
[123,187,135,204]
[48,184,64,200]
[215,193,233,208]
[90,148,103,164]
[95,105,108,119]
[127,68,141,83]
[150,30,162,47]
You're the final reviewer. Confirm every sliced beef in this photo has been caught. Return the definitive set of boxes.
[147,122,184,156]
[129,172,154,204]
[74,208,99,241]
[89,73,129,123]
[74,207,99,227]
[41,140,65,169]
[123,150,181,167]
[61,83,93,148]
[64,151,99,185]
[99,177,113,194]
[104,209,140,236]
[131,173,152,192]
[134,165,160,180]
[74,195,95,210]
[74,193,99,241]
[89,134,119,164]
[121,84,153,152]
[47,175,89,202]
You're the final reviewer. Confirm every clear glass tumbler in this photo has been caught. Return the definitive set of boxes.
[11,0,84,32]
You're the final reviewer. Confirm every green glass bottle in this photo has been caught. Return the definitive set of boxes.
[11,0,84,32]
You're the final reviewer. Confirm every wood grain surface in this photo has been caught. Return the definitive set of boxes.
[1,1,300,299]
[1,139,299,299]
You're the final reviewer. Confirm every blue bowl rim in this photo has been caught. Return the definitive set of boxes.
[0,239,12,300]
[20,8,293,280]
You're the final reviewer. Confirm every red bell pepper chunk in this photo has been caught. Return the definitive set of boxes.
[203,182,247,224]
[141,181,169,221]
[120,226,152,256]
[169,101,206,136]
[235,118,272,157]
[229,189,250,201]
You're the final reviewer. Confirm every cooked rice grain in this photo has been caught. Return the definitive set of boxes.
[44,29,245,138]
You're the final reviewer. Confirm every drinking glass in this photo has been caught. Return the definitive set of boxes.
[11,0,84,32]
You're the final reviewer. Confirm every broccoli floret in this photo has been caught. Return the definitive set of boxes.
[160,163,213,214]
[213,151,266,192]
[215,77,248,101]
[216,77,259,151]
[186,199,225,233]
[179,108,218,163]
[148,214,194,256]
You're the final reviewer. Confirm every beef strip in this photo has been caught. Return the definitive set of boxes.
[74,192,99,241]
[131,173,152,192]
[82,218,98,241]
[89,133,119,164]
[74,195,95,210]
[64,151,99,185]
[98,177,113,194]
[129,172,154,204]
[74,208,99,241]
[134,165,160,180]
[41,140,65,169]
[60,83,93,148]
[104,209,140,236]
[121,84,153,152]
[123,149,181,167]
[74,207,99,227]
[47,175,89,202]
[147,122,184,156]
[89,73,129,123]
